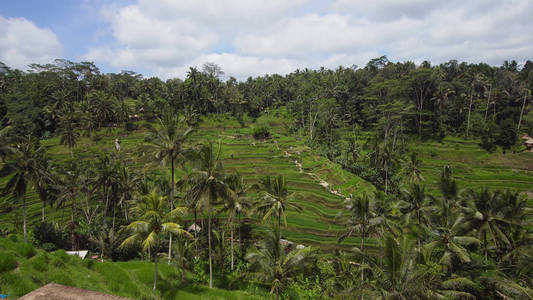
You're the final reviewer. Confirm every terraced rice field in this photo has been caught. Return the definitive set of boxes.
[1,113,532,250]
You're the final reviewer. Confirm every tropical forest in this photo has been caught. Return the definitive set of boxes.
[0,55,532,299]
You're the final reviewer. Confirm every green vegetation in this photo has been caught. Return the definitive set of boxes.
[0,58,532,299]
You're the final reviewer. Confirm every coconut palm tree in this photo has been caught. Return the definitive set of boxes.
[187,141,229,288]
[255,175,302,229]
[462,188,510,262]
[222,173,252,270]
[400,184,433,248]
[144,113,192,261]
[246,227,317,300]
[425,210,480,274]
[0,136,47,242]
[58,113,80,157]
[400,152,424,184]
[120,190,190,291]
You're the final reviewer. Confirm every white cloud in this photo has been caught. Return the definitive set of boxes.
[0,16,62,70]
[84,0,533,79]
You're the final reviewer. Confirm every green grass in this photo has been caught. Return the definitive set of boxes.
[0,235,267,299]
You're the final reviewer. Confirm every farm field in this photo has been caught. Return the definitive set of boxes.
[1,111,532,251]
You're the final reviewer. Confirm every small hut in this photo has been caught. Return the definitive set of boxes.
[521,134,533,152]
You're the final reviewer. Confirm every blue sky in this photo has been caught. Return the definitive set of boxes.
[1,0,532,79]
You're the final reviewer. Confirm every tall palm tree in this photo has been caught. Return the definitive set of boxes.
[115,165,141,222]
[187,141,229,288]
[338,194,378,252]
[0,136,47,242]
[462,188,510,262]
[144,113,192,261]
[425,210,480,274]
[255,175,302,229]
[246,228,317,300]
[56,164,85,250]
[364,234,427,299]
[400,152,424,185]
[58,113,80,157]
[400,184,433,248]
[223,173,252,270]
[120,190,190,291]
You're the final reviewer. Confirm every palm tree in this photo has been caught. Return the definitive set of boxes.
[364,234,427,299]
[223,173,252,270]
[255,175,302,229]
[58,113,80,157]
[400,184,433,248]
[115,165,141,222]
[120,190,190,291]
[187,141,229,288]
[246,228,317,300]
[400,152,424,184]
[56,164,85,250]
[462,188,510,262]
[338,194,378,252]
[425,210,480,274]
[144,113,192,261]
[438,165,459,204]
[0,136,47,242]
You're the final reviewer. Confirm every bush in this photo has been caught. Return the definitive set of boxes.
[18,243,36,259]
[33,222,69,250]
[125,121,138,132]
[252,125,270,140]
[0,252,17,272]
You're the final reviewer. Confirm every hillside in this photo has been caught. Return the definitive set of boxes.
[0,235,266,299]
[1,111,532,250]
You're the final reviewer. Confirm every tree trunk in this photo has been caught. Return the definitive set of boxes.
[153,252,158,291]
[23,194,27,243]
[169,156,175,264]
[42,202,45,222]
[484,85,492,121]
[112,201,116,232]
[208,208,213,288]
[466,87,474,138]
[231,221,234,271]
[517,92,528,131]
[194,207,198,258]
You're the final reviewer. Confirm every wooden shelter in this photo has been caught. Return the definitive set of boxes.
[521,134,533,152]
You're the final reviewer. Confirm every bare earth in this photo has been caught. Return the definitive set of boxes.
[19,283,132,300]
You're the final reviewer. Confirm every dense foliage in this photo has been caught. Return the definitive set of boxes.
[0,58,532,299]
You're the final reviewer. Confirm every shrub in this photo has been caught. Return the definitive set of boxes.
[125,121,138,132]
[18,243,36,259]
[252,125,270,140]
[0,252,17,272]
[33,222,69,250]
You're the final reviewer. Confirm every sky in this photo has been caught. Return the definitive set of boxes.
[1,0,532,80]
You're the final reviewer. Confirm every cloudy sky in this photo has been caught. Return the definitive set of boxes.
[1,0,532,79]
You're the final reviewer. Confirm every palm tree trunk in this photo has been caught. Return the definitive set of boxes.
[112,201,116,232]
[208,208,213,288]
[466,87,474,138]
[153,252,158,291]
[41,201,45,222]
[518,91,527,131]
[484,85,492,121]
[231,221,234,271]
[169,157,175,264]
[194,207,198,258]
[23,194,27,243]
